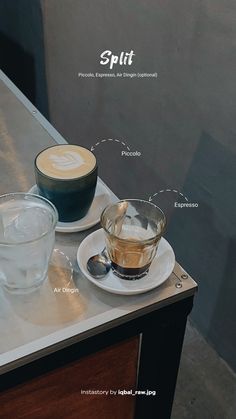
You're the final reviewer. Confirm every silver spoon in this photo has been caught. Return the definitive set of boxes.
[87,247,111,279]
[87,202,128,279]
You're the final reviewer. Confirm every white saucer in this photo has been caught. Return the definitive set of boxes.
[77,229,175,295]
[28,180,113,233]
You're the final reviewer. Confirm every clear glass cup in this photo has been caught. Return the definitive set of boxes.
[0,193,58,293]
[100,199,166,280]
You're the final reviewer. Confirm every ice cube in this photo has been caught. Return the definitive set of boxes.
[0,207,19,243]
[3,206,52,243]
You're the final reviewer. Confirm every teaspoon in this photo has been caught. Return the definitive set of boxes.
[86,201,129,279]
[87,248,111,279]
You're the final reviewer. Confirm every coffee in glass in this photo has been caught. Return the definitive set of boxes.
[101,199,166,280]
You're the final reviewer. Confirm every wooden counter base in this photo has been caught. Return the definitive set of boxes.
[0,337,139,419]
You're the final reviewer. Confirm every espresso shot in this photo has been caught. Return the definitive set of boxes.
[111,262,152,279]
[101,199,166,280]
[107,227,157,279]
[34,145,97,222]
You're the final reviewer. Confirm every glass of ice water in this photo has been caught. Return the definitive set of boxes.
[0,193,58,293]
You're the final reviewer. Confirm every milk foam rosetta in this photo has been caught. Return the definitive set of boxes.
[36,145,96,179]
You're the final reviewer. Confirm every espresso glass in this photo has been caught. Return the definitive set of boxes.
[100,199,166,280]
[0,193,58,293]
[34,145,97,222]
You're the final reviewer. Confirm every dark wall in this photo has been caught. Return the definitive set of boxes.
[0,0,48,117]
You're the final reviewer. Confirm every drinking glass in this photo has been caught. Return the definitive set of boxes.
[100,199,166,279]
[0,193,58,293]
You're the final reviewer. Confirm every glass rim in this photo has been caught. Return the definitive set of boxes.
[0,192,58,246]
[100,198,167,244]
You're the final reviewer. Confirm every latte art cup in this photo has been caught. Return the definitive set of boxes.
[100,199,167,280]
[34,145,97,222]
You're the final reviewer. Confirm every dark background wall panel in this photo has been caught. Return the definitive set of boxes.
[0,0,49,117]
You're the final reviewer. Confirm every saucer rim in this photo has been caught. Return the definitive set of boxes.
[28,180,112,233]
[77,228,175,295]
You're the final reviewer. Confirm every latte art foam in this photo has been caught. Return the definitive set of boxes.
[36,145,96,179]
